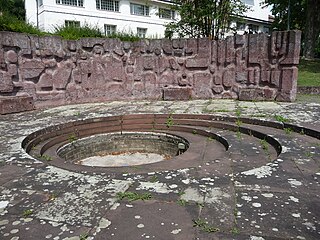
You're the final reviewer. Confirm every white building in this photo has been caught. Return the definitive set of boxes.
[25,0,273,38]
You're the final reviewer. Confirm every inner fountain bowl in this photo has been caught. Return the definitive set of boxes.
[57,132,189,167]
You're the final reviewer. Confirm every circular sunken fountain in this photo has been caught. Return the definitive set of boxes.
[57,132,189,167]
[23,113,302,174]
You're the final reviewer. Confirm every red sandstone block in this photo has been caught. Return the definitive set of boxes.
[163,87,192,101]
[239,88,276,101]
[185,58,209,69]
[280,30,301,65]
[0,96,34,114]
[281,67,298,91]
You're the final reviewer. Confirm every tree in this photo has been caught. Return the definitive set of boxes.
[303,0,320,58]
[165,0,249,40]
[0,0,25,20]
[262,0,305,30]
[262,0,320,59]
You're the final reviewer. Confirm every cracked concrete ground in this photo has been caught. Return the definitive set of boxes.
[0,97,319,240]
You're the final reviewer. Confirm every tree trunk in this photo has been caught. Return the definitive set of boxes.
[303,0,320,59]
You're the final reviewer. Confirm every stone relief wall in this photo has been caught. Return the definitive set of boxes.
[0,31,301,108]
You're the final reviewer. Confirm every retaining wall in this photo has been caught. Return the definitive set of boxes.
[0,30,301,109]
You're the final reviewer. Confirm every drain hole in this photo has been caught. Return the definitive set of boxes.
[57,132,189,167]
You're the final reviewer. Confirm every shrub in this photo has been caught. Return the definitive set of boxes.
[0,13,44,35]
[53,23,103,40]
[106,31,141,42]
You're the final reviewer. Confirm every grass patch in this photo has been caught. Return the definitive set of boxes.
[193,218,220,233]
[22,209,33,217]
[296,94,320,103]
[274,114,290,123]
[40,154,52,161]
[116,192,152,202]
[298,59,320,87]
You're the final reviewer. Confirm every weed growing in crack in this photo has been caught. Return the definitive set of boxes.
[79,233,89,240]
[235,108,241,117]
[150,175,158,183]
[274,115,290,123]
[40,154,52,161]
[260,139,271,159]
[231,226,240,235]
[49,192,58,201]
[196,202,205,208]
[166,115,174,128]
[192,129,198,134]
[23,209,33,217]
[284,128,293,135]
[235,119,242,127]
[236,131,241,140]
[207,136,214,142]
[177,199,188,206]
[178,191,185,196]
[215,109,230,113]
[305,151,314,158]
[68,134,78,143]
[117,192,152,202]
[260,139,269,152]
[193,218,220,233]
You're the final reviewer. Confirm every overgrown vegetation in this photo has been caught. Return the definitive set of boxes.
[53,24,103,40]
[0,12,141,41]
[0,13,44,35]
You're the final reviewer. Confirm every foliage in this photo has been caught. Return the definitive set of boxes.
[261,0,305,31]
[165,0,249,39]
[107,31,141,42]
[0,0,25,20]
[53,23,103,40]
[0,13,44,35]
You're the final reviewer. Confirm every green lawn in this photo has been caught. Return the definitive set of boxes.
[298,59,320,86]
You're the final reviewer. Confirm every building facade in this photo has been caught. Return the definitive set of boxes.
[25,0,272,38]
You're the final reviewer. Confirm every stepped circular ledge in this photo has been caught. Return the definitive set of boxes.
[21,113,320,174]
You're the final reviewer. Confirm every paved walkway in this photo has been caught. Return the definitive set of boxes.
[0,98,319,240]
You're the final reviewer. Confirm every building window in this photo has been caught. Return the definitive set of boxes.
[56,0,84,7]
[137,28,147,38]
[130,3,149,16]
[159,8,175,20]
[248,24,259,33]
[242,0,254,6]
[105,24,117,36]
[263,26,270,34]
[65,20,80,27]
[237,22,246,31]
[96,0,119,12]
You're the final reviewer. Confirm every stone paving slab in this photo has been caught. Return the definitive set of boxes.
[0,98,319,240]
